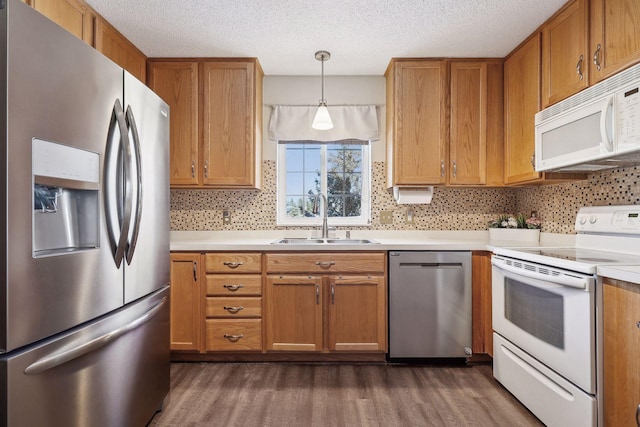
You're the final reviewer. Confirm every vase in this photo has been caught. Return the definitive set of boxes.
[488,228,540,243]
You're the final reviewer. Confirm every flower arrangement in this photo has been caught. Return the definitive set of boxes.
[488,213,542,230]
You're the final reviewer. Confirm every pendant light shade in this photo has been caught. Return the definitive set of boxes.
[312,50,333,130]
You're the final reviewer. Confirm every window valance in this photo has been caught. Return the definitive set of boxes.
[268,105,379,142]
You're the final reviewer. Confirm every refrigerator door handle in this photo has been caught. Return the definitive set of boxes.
[124,105,143,265]
[24,297,168,375]
[105,99,134,268]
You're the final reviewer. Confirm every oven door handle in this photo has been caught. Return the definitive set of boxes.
[491,257,594,290]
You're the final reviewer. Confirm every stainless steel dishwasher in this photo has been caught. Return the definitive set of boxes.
[388,251,472,359]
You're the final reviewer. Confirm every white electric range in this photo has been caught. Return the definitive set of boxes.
[491,205,640,427]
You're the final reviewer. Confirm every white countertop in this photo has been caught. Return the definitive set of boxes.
[170,230,575,252]
[597,265,640,284]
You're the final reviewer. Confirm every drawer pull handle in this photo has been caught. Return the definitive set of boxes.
[315,261,335,268]
[223,261,243,269]
[223,284,244,291]
[593,43,602,72]
[223,306,244,314]
[223,334,244,342]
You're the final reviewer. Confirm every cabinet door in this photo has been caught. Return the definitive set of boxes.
[450,62,487,185]
[541,0,589,107]
[31,0,93,44]
[94,16,146,83]
[591,0,640,83]
[329,276,386,352]
[603,278,640,427]
[148,62,200,186]
[265,275,323,351]
[202,61,260,188]
[504,34,542,185]
[388,60,448,185]
[169,253,202,351]
[472,252,493,356]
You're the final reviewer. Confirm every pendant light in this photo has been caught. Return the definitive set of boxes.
[312,50,333,130]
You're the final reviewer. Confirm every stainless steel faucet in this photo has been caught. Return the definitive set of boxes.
[314,193,329,239]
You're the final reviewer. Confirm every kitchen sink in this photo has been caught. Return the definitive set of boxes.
[272,238,379,245]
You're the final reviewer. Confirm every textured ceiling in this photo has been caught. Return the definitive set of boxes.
[84,0,567,76]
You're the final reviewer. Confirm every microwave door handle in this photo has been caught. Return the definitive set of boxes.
[124,105,143,265]
[491,258,593,290]
[600,95,614,152]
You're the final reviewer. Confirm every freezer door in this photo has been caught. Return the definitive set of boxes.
[122,72,170,304]
[2,0,125,352]
[0,286,170,427]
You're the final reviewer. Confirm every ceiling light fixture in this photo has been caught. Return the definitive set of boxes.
[312,50,333,130]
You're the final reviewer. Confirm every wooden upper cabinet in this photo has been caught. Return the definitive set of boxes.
[94,16,146,83]
[504,34,542,185]
[31,0,93,44]
[541,0,589,107]
[202,60,263,189]
[450,62,486,185]
[386,59,448,187]
[148,62,200,186]
[590,0,640,83]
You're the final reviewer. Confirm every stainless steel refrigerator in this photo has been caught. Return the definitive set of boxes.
[0,1,170,426]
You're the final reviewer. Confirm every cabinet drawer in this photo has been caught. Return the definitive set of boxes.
[205,319,262,351]
[206,275,262,296]
[205,253,262,273]
[265,252,385,274]
[205,297,262,318]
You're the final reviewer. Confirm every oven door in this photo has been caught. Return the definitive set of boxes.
[491,255,596,393]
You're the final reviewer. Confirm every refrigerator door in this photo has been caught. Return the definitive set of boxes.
[2,0,125,353]
[0,286,170,427]
[122,72,170,304]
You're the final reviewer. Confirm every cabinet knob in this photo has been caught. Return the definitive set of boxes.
[440,160,445,177]
[593,44,602,72]
[331,283,335,304]
[452,160,457,178]
[636,403,640,426]
[193,261,198,281]
[191,160,196,178]
[530,153,536,169]
[204,160,209,178]
[316,284,320,305]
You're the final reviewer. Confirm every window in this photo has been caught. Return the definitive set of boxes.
[277,141,371,226]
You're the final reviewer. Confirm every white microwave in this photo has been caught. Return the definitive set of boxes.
[535,62,640,172]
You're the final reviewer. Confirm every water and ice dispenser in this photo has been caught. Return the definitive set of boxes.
[32,138,100,257]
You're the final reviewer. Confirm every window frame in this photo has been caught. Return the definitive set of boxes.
[276,141,371,227]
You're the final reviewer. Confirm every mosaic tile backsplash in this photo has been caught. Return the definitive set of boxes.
[170,161,640,234]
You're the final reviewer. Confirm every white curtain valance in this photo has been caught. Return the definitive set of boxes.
[268,105,379,142]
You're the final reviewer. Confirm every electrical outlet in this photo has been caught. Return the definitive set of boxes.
[406,208,414,224]
[380,210,393,224]
[223,210,231,225]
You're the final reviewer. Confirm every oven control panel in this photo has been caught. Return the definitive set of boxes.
[576,205,640,234]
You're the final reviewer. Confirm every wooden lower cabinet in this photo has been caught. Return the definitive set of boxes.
[205,319,262,351]
[265,275,323,352]
[471,251,493,356]
[204,252,263,352]
[603,278,640,427]
[169,253,202,351]
[328,275,386,351]
[265,252,387,353]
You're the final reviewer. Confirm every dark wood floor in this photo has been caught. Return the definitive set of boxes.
[148,362,543,427]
